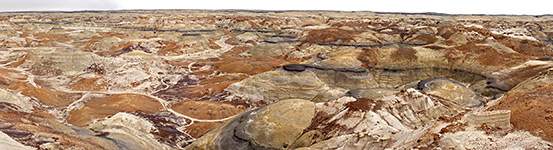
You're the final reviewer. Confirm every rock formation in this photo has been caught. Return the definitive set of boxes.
[0,10,552,149]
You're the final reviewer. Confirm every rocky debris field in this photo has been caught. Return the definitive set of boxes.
[0,10,553,149]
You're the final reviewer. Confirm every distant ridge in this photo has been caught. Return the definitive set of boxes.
[1,9,551,17]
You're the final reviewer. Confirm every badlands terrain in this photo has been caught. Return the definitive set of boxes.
[0,10,553,149]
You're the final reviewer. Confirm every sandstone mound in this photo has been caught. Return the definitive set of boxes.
[417,77,485,108]
[187,99,316,149]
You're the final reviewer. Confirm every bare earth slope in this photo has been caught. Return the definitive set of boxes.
[0,10,552,149]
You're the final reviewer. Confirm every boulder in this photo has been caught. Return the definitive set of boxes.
[466,110,511,129]
[283,64,307,72]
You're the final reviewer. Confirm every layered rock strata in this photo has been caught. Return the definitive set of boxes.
[0,10,552,149]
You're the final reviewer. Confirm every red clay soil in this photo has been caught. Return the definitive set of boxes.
[489,83,553,142]
[0,110,112,149]
[408,34,439,44]
[157,41,188,56]
[447,43,529,67]
[183,122,224,138]
[171,100,246,120]
[301,28,359,44]
[68,76,108,91]
[212,56,289,75]
[391,47,418,61]
[6,82,80,107]
[68,94,163,127]
[495,36,553,56]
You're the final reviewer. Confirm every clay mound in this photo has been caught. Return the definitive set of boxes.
[0,105,119,149]
[300,28,359,45]
[171,100,247,120]
[212,56,288,75]
[6,82,81,107]
[490,83,553,141]
[68,94,163,127]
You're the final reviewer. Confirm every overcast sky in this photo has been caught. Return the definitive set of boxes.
[0,0,551,15]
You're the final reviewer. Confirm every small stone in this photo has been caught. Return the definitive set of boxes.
[283,64,307,72]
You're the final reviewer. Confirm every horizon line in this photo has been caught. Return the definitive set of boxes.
[1,9,551,17]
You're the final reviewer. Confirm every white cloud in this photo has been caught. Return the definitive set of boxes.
[0,0,118,11]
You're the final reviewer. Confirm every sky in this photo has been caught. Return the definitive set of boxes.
[0,0,551,15]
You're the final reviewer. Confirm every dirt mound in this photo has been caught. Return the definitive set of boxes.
[490,83,553,141]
